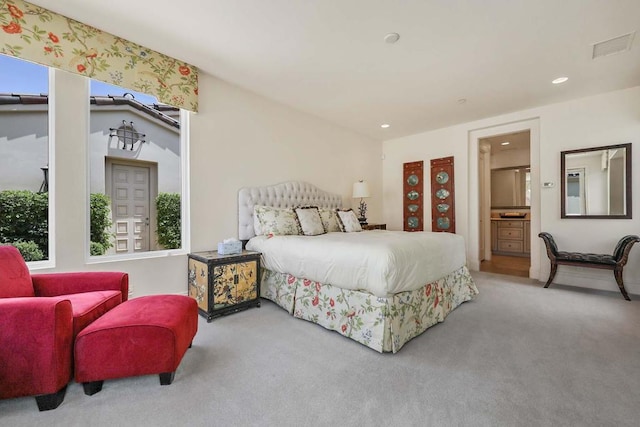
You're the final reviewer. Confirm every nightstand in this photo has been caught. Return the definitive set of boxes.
[361,223,386,230]
[187,250,261,322]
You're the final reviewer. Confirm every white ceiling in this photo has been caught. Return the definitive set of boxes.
[30,0,640,140]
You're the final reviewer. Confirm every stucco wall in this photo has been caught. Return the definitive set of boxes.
[0,105,181,195]
[0,107,48,192]
[89,108,181,194]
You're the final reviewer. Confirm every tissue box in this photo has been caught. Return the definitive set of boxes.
[217,240,242,255]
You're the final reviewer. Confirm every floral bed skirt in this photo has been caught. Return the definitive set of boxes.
[260,265,478,353]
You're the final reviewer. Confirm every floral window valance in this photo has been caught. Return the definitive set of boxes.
[0,0,198,111]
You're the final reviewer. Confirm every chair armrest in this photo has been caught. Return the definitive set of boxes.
[0,297,73,399]
[31,272,129,302]
[538,232,560,259]
[612,235,640,266]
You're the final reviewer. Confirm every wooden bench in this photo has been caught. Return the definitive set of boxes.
[538,232,640,301]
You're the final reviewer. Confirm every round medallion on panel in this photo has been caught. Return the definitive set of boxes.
[407,190,420,200]
[437,217,450,229]
[435,188,450,200]
[436,203,449,213]
[435,171,449,184]
[407,204,419,213]
[407,174,419,186]
[407,217,420,229]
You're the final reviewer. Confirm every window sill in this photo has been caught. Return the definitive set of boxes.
[27,260,56,271]
[86,248,189,265]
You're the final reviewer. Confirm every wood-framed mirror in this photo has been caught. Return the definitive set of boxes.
[561,143,632,219]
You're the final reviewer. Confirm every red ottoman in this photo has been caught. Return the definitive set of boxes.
[74,295,198,395]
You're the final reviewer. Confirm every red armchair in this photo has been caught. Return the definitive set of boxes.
[0,245,129,410]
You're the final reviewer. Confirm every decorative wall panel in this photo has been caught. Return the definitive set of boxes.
[430,156,455,233]
[403,160,423,232]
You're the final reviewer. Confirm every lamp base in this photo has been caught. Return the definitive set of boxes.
[358,218,368,226]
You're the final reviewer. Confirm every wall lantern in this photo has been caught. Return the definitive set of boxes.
[38,165,48,193]
[109,120,146,150]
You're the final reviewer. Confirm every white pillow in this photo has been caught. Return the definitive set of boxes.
[294,207,326,236]
[254,206,301,236]
[336,209,362,232]
[318,208,341,233]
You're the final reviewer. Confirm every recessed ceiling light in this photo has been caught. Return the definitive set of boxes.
[552,77,569,84]
[501,142,510,146]
[380,123,390,128]
[384,33,400,44]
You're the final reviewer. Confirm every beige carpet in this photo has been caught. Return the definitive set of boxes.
[2,271,639,426]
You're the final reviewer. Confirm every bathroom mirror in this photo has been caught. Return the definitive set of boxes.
[491,165,530,208]
[561,143,632,219]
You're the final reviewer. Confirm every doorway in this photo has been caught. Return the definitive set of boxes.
[106,158,158,254]
[479,130,531,278]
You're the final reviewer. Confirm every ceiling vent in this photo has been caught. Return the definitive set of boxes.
[592,32,635,59]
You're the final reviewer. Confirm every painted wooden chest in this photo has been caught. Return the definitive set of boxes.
[188,250,261,321]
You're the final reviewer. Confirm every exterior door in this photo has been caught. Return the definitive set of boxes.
[112,164,150,253]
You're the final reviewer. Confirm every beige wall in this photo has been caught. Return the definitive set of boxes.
[490,147,529,169]
[189,73,383,252]
[382,86,640,295]
[34,69,382,297]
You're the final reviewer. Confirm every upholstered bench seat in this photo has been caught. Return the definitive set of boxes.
[556,252,616,265]
[74,295,198,395]
[539,233,640,300]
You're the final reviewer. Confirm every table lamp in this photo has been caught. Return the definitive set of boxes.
[352,180,370,225]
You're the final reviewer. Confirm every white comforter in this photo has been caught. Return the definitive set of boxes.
[246,230,467,297]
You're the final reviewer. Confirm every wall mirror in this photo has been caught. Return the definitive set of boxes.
[491,165,531,208]
[561,143,632,219]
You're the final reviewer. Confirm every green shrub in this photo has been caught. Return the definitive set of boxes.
[0,191,113,258]
[11,240,45,262]
[90,241,106,256]
[0,190,48,258]
[90,193,113,252]
[156,192,181,249]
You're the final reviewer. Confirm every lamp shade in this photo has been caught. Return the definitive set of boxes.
[352,181,370,198]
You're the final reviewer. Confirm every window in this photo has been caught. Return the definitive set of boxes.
[0,55,50,262]
[88,80,185,257]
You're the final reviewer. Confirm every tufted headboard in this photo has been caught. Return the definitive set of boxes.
[238,181,343,240]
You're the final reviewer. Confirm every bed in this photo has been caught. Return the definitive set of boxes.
[239,181,478,353]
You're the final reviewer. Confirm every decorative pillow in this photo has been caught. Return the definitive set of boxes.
[336,209,362,232]
[254,206,301,236]
[253,212,263,236]
[318,208,341,233]
[294,207,326,236]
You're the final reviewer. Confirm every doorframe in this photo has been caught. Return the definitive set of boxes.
[467,118,541,279]
[479,142,492,261]
[105,157,159,252]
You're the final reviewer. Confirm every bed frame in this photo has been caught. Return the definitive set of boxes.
[238,181,342,242]
[238,181,478,353]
